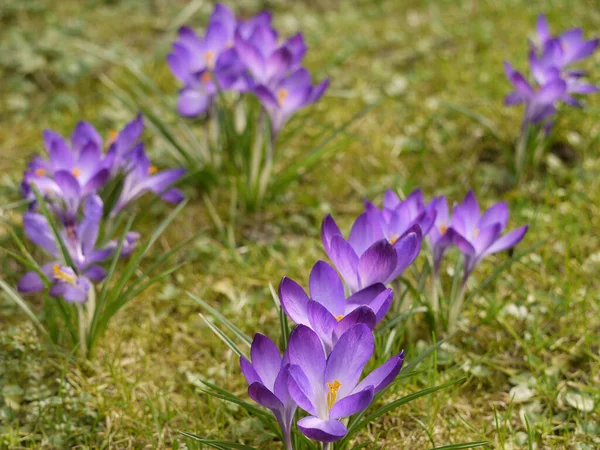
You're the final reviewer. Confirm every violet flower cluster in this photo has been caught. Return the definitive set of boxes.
[18,116,185,303]
[505,14,599,130]
[168,3,328,136]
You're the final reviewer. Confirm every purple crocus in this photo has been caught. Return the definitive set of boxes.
[255,68,329,136]
[17,195,114,303]
[321,212,422,294]
[425,195,456,274]
[240,334,296,450]
[504,61,567,126]
[449,191,528,280]
[534,15,599,68]
[278,261,393,354]
[106,114,145,173]
[286,324,404,442]
[111,146,185,216]
[167,5,249,116]
[365,189,437,243]
[22,123,113,223]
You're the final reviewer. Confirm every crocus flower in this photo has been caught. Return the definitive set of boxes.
[287,324,404,442]
[450,191,528,280]
[240,334,296,450]
[278,260,393,353]
[365,189,436,243]
[17,195,114,302]
[255,68,329,136]
[106,114,145,172]
[534,14,599,68]
[425,195,456,274]
[111,146,185,216]
[22,123,113,223]
[321,212,422,294]
[504,61,567,126]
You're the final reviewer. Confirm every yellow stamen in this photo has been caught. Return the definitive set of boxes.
[34,168,46,177]
[439,225,448,235]
[389,235,399,245]
[327,380,342,411]
[201,72,212,85]
[277,88,288,107]
[335,315,344,322]
[71,167,81,179]
[148,165,158,175]
[108,129,119,145]
[473,228,480,238]
[53,264,76,285]
[204,51,215,69]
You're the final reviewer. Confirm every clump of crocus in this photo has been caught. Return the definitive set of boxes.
[11,115,186,357]
[168,3,328,136]
[278,260,393,354]
[504,14,598,174]
[167,3,329,210]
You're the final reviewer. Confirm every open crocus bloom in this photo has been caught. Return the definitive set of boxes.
[255,68,329,137]
[17,195,115,302]
[286,324,404,442]
[535,14,599,68]
[278,260,393,354]
[111,146,185,216]
[321,212,422,293]
[240,334,296,449]
[365,189,436,242]
[450,191,528,280]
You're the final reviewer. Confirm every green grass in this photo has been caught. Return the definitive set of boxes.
[1,0,600,448]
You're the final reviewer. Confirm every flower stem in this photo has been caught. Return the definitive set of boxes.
[515,123,530,180]
[322,443,331,450]
[447,279,467,334]
[77,303,88,359]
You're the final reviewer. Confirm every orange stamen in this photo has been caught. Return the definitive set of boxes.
[201,72,212,85]
[148,165,158,175]
[34,168,46,177]
[53,264,76,285]
[71,167,82,178]
[277,88,288,107]
[327,380,342,411]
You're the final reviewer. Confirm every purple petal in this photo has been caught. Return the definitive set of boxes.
[537,78,567,104]
[287,364,317,415]
[54,170,81,198]
[348,212,385,257]
[297,416,347,442]
[18,271,45,293]
[278,277,310,326]
[484,225,528,256]
[250,334,282,391]
[354,351,404,394]
[254,85,279,110]
[240,356,261,385]
[82,168,110,194]
[309,261,345,316]
[324,324,373,398]
[146,168,185,194]
[266,47,293,81]
[329,235,360,292]
[178,88,212,117]
[23,213,57,255]
[308,78,329,104]
[45,131,74,171]
[479,202,509,230]
[329,387,374,420]
[71,121,102,155]
[161,188,185,204]
[248,382,283,410]
[287,325,326,390]
[536,14,550,43]
[356,288,393,323]
[307,300,338,349]
[85,265,107,282]
[235,34,266,79]
[334,306,377,341]
[452,231,476,255]
[321,214,342,254]
[385,227,422,283]
[357,240,397,288]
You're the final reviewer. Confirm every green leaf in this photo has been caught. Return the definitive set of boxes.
[198,312,246,358]
[0,279,48,337]
[188,293,252,346]
[428,441,490,450]
[179,432,259,450]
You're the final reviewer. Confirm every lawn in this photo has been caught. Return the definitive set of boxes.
[1,0,599,449]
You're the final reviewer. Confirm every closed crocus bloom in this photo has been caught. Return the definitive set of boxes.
[426,195,456,274]
[111,146,185,216]
[240,334,296,450]
[278,260,393,354]
[450,191,528,280]
[321,211,421,294]
[286,324,404,442]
